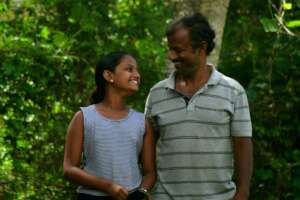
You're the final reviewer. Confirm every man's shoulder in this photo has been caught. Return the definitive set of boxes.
[218,72,246,92]
[149,78,169,93]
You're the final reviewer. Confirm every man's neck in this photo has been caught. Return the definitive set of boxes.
[175,64,212,98]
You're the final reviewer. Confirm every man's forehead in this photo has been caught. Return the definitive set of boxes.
[167,27,191,48]
[168,26,189,39]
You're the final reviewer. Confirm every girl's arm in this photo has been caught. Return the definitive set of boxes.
[63,111,128,200]
[140,119,157,190]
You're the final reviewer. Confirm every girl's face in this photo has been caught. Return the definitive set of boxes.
[111,55,140,95]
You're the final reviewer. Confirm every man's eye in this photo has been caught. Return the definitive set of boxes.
[174,49,183,54]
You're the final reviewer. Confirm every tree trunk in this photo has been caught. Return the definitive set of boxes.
[167,0,230,73]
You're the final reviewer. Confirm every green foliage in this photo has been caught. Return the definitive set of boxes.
[286,19,300,28]
[220,0,300,199]
[260,0,300,36]
[0,0,171,199]
[260,17,280,32]
[2,0,299,199]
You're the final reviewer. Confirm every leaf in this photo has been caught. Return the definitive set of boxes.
[0,2,8,12]
[283,2,292,10]
[53,31,68,48]
[0,9,15,21]
[40,27,50,39]
[256,169,274,180]
[292,177,300,189]
[286,20,300,28]
[260,17,279,32]
[52,102,64,114]
[17,140,30,149]
[67,17,75,24]
[25,114,35,123]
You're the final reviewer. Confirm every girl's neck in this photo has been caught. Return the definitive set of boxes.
[100,95,127,111]
[95,98,129,120]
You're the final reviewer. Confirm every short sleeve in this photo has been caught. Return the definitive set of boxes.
[144,93,153,119]
[231,89,252,137]
[144,92,160,132]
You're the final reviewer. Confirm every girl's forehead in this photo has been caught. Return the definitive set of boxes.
[120,55,137,65]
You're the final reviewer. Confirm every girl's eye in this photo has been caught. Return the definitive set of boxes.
[127,67,133,72]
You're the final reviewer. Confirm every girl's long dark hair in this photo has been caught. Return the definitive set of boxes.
[90,51,129,104]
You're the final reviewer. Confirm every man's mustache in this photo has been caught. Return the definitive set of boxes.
[172,59,181,64]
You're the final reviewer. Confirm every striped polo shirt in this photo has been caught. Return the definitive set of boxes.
[145,66,252,200]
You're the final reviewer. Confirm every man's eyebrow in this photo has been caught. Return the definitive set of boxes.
[170,47,184,52]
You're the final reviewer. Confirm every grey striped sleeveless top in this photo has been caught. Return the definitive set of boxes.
[77,104,145,196]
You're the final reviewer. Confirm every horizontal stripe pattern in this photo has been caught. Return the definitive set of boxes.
[153,181,235,199]
[195,105,229,112]
[161,179,231,184]
[159,151,232,156]
[159,119,229,127]
[152,95,181,106]
[158,166,234,170]
[161,136,230,141]
[168,188,235,197]
[198,93,234,105]
[155,106,186,115]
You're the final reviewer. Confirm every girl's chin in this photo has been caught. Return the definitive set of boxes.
[127,88,139,94]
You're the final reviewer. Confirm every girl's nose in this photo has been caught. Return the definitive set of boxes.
[134,69,140,80]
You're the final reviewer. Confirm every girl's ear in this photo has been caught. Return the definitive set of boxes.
[103,70,114,83]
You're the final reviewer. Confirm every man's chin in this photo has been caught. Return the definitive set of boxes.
[174,64,182,70]
[175,68,194,77]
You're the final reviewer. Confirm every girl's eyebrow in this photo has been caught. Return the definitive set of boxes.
[126,64,138,68]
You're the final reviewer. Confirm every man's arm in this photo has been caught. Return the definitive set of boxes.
[140,120,156,190]
[232,137,253,200]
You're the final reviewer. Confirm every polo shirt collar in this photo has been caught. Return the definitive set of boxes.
[207,64,222,86]
[165,71,176,89]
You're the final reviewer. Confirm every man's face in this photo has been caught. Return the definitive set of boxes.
[167,27,200,76]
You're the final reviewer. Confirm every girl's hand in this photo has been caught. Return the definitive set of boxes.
[108,183,128,200]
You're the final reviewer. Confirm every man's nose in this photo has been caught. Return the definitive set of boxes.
[168,50,178,61]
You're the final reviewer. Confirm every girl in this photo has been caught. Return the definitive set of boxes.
[63,52,156,200]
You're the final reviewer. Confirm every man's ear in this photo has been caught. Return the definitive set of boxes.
[194,41,207,55]
[103,70,114,83]
[200,41,208,53]
[194,41,207,56]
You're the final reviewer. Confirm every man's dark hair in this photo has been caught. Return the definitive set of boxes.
[166,13,215,55]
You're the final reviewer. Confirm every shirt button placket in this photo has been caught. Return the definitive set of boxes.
[187,101,195,112]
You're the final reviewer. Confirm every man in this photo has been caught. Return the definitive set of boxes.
[145,13,252,200]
